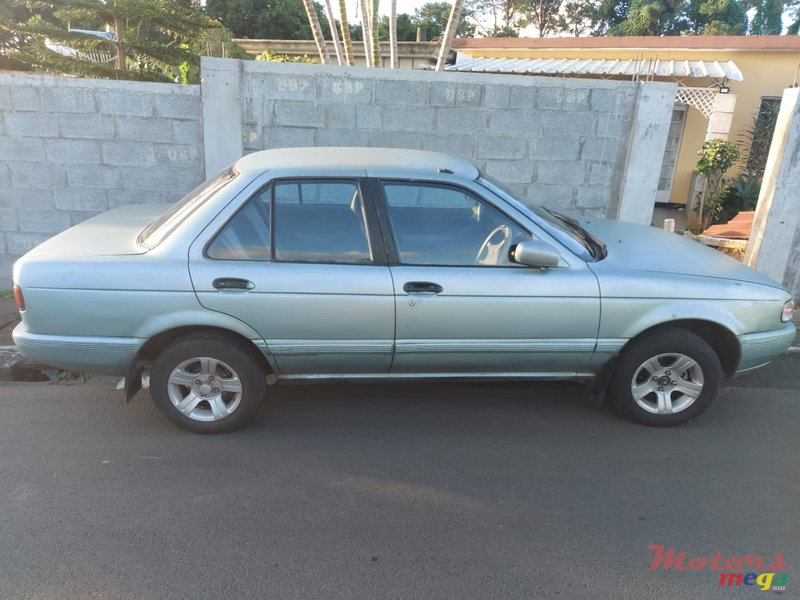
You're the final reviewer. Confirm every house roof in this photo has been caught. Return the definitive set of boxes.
[447,56,744,80]
[452,35,800,52]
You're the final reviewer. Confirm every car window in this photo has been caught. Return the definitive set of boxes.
[274,180,372,264]
[382,182,532,266]
[140,168,237,249]
[207,186,270,261]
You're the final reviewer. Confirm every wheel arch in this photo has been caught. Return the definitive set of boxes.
[620,319,740,378]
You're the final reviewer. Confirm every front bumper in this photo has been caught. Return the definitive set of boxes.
[13,324,143,375]
[735,322,797,374]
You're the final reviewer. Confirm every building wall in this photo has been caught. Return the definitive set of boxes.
[204,58,674,222]
[0,72,205,283]
[457,46,800,205]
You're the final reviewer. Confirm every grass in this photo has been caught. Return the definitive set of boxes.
[0,290,13,301]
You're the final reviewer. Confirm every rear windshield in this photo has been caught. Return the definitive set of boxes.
[138,168,238,249]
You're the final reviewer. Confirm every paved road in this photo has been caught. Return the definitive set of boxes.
[0,356,798,599]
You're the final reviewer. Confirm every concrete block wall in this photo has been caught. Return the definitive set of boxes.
[202,58,675,222]
[0,72,204,285]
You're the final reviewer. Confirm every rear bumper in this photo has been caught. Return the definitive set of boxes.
[13,324,143,375]
[735,323,796,374]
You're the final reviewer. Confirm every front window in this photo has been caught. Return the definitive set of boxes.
[382,182,531,266]
[140,168,238,249]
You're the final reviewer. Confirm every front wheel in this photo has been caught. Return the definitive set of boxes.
[609,328,722,426]
[150,334,266,433]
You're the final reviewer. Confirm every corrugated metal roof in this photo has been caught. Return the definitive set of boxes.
[446,56,744,81]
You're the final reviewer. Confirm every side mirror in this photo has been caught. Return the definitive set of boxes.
[512,240,561,269]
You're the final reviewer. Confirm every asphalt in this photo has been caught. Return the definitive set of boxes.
[0,354,798,599]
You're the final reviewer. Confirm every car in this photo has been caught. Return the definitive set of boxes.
[12,147,796,432]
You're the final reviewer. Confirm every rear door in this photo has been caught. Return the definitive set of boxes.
[189,173,395,375]
[371,179,601,375]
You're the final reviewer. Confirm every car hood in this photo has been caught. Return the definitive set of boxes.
[23,204,169,257]
[580,218,786,290]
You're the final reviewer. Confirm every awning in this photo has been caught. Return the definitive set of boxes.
[446,56,744,81]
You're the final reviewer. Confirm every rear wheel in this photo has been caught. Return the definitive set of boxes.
[610,328,722,426]
[150,334,266,433]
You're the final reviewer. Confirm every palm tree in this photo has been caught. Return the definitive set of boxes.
[358,0,372,67]
[322,0,343,65]
[436,0,464,71]
[369,0,381,67]
[336,0,354,65]
[389,0,398,68]
[300,0,331,64]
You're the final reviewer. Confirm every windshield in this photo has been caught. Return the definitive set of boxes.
[139,168,238,249]
[477,175,606,261]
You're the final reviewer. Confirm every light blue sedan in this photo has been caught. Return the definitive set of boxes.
[12,148,796,432]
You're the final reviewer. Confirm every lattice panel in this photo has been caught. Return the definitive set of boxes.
[675,87,718,118]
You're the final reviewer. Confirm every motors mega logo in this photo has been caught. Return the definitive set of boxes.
[648,545,790,591]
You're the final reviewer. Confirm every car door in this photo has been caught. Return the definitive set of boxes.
[371,179,601,375]
[189,174,395,375]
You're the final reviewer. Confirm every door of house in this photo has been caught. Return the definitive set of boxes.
[656,105,688,203]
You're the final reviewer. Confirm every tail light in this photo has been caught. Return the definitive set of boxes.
[13,284,25,312]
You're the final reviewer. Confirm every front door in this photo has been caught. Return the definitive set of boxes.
[374,180,600,374]
[189,177,394,375]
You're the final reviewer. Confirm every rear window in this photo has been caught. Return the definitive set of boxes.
[139,168,238,248]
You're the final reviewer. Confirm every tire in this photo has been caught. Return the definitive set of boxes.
[609,328,722,427]
[150,333,266,433]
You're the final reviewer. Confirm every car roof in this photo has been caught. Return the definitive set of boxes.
[234,147,480,180]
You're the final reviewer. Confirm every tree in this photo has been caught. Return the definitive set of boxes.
[322,0,344,64]
[749,0,784,34]
[607,0,683,35]
[414,1,475,38]
[558,0,604,36]
[300,0,330,63]
[206,0,328,40]
[527,0,564,37]
[389,0,398,68]
[5,0,217,81]
[679,0,748,35]
[436,0,465,71]
[468,0,529,36]
[337,0,354,64]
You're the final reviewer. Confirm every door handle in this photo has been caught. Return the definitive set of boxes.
[212,277,254,291]
[403,281,443,295]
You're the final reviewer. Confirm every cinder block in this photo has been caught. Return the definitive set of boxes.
[154,143,202,165]
[153,92,200,119]
[430,84,482,107]
[369,130,423,150]
[416,134,475,158]
[6,232,51,254]
[537,161,586,185]
[382,106,433,132]
[45,139,101,164]
[254,73,317,101]
[317,128,370,147]
[98,91,155,117]
[590,88,630,113]
[119,166,200,192]
[356,105,380,130]
[1,187,53,210]
[483,159,535,184]
[0,137,45,162]
[541,112,596,137]
[70,211,104,226]
[10,85,41,111]
[319,77,373,104]
[172,119,203,145]
[580,138,623,162]
[17,208,72,234]
[576,185,609,208]
[66,164,120,188]
[262,126,316,149]
[326,103,357,129]
[477,136,526,160]
[54,188,109,211]
[0,208,17,232]
[0,86,11,110]
[537,86,564,111]
[8,162,65,189]
[528,184,574,211]
[374,80,428,106]
[562,87,591,111]
[108,189,180,209]
[483,86,510,109]
[588,163,616,186]
[4,112,59,137]
[435,108,488,135]
[116,116,174,143]
[489,110,540,135]
[530,137,580,162]
[596,110,633,139]
[101,141,156,166]
[41,87,96,113]
[275,101,324,127]
[59,114,114,139]
[509,87,537,109]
